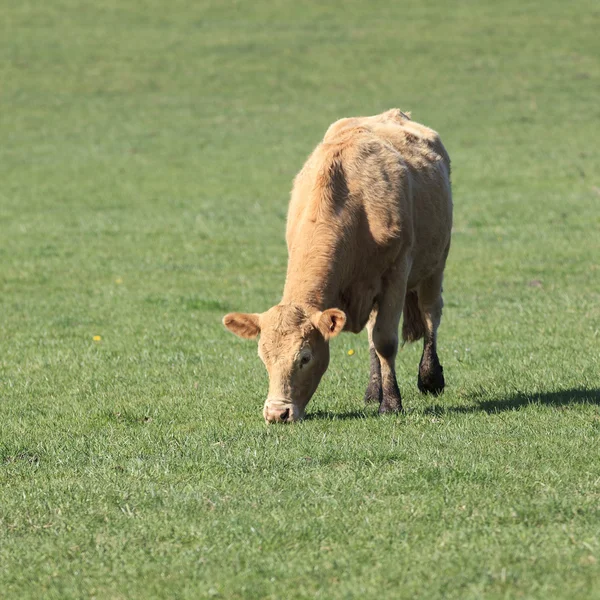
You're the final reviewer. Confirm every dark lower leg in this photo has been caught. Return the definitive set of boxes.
[418,338,445,395]
[380,364,402,413]
[417,273,445,396]
[376,338,402,413]
[364,346,382,404]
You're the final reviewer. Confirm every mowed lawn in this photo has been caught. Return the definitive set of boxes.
[1,1,599,598]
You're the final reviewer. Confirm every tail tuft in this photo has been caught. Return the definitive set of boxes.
[402,290,425,344]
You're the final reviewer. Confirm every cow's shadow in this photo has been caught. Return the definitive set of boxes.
[424,387,599,416]
[305,388,599,420]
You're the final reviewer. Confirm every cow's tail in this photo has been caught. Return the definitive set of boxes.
[402,290,425,344]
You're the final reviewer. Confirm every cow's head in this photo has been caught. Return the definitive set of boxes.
[223,304,345,422]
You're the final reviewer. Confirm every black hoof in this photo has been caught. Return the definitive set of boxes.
[378,400,403,414]
[379,377,403,413]
[418,364,445,396]
[364,382,382,405]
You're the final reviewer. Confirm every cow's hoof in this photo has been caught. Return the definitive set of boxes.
[379,387,403,413]
[418,365,445,396]
[378,400,403,414]
[363,382,382,405]
[379,376,403,413]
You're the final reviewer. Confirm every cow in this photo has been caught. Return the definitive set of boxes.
[223,109,452,423]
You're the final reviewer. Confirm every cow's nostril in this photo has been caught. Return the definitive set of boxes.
[280,408,290,422]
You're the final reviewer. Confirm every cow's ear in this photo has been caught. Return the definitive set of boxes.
[313,308,346,340]
[223,313,261,339]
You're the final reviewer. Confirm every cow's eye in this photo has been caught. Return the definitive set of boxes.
[299,354,311,367]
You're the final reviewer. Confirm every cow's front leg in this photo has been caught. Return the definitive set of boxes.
[374,333,402,413]
[364,311,382,404]
[372,262,409,414]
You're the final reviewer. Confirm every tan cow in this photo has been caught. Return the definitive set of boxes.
[223,109,452,423]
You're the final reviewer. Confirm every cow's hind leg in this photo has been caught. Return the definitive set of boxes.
[364,310,382,405]
[417,270,445,395]
[373,259,409,413]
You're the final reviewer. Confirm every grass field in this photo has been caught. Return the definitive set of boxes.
[1,1,600,598]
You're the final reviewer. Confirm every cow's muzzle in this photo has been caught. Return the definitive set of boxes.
[263,399,302,423]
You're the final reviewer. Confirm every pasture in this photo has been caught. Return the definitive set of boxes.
[1,1,599,598]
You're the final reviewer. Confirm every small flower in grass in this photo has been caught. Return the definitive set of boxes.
[347,349,355,356]
[93,335,102,342]
[115,277,123,284]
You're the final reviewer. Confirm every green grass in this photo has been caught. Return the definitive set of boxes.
[1,0,599,598]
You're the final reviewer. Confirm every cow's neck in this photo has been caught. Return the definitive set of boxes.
[281,248,337,312]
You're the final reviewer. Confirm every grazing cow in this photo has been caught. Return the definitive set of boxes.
[223,109,452,423]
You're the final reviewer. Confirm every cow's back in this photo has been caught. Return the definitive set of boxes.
[323,110,452,285]
[284,110,452,331]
